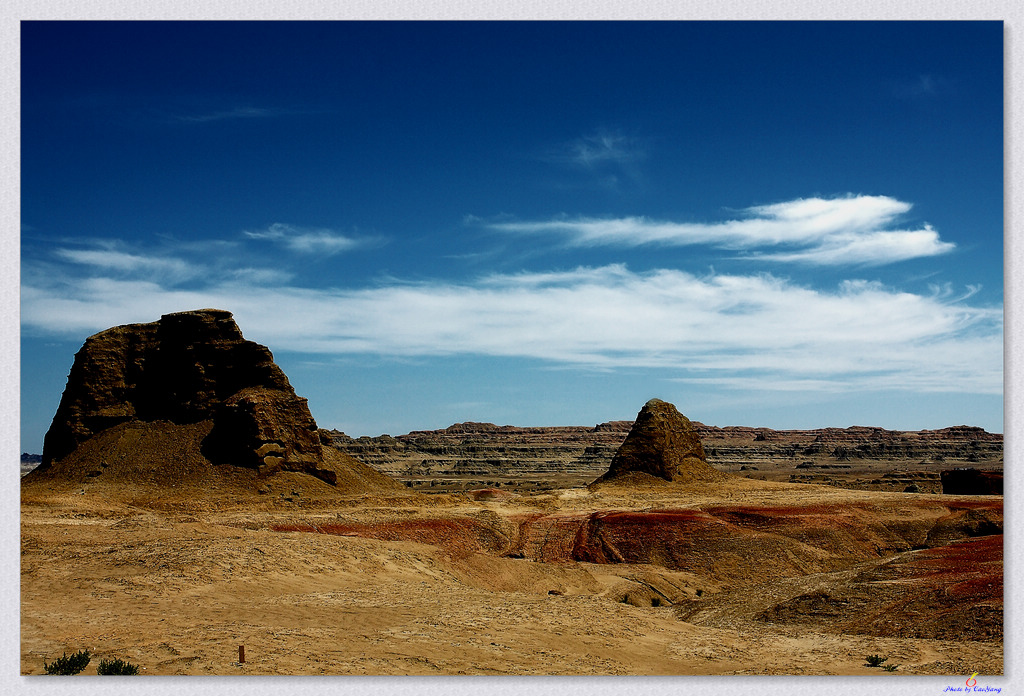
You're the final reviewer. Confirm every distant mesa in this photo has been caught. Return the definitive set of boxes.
[20,453,42,478]
[27,309,400,495]
[594,398,728,485]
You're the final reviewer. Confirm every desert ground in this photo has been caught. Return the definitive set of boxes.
[20,473,1002,676]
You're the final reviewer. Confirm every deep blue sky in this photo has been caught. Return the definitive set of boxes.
[20,21,1004,451]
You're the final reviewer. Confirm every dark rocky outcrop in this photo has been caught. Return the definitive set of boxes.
[594,398,727,485]
[31,309,399,491]
[940,468,1003,496]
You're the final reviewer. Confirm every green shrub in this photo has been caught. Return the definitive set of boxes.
[96,657,140,675]
[865,654,887,667]
[44,650,91,675]
[882,664,899,672]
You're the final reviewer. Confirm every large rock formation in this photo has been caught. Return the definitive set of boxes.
[31,309,397,492]
[595,398,727,485]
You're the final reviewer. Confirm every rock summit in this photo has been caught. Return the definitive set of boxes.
[595,398,726,485]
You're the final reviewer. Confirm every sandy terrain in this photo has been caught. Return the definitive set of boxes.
[20,476,1002,676]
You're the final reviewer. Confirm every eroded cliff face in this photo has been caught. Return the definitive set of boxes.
[324,417,1002,492]
[321,421,633,485]
[37,309,347,487]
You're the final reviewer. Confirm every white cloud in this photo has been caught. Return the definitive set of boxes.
[754,226,951,265]
[21,257,1001,397]
[244,223,362,255]
[488,195,955,266]
[225,267,296,285]
[53,248,199,283]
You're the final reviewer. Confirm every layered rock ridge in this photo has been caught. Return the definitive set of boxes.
[321,421,632,488]
[324,419,1001,493]
[34,309,385,490]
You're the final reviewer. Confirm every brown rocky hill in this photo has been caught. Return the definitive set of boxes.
[24,309,402,497]
[594,398,728,485]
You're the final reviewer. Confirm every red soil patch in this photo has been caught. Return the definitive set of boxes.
[512,512,592,563]
[942,500,1003,511]
[856,535,1003,639]
[758,535,1003,640]
[875,535,1003,602]
[707,503,854,517]
[914,533,1002,567]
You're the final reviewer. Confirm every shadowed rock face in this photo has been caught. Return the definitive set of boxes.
[596,398,726,484]
[39,309,334,484]
[940,468,1003,495]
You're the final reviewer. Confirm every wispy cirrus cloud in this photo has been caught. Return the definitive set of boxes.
[52,247,200,283]
[31,222,367,298]
[539,129,647,189]
[891,74,954,99]
[243,223,369,255]
[21,248,1001,397]
[488,195,955,266]
[552,130,646,168]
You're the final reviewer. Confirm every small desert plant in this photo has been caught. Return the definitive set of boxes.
[881,663,899,672]
[44,649,91,675]
[865,654,888,667]
[96,657,140,675]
